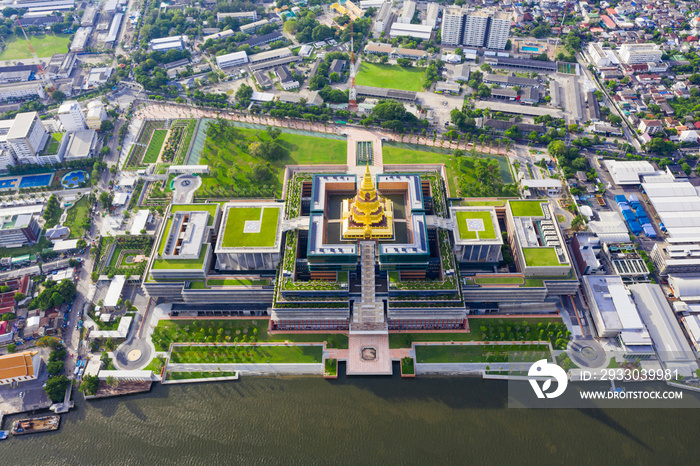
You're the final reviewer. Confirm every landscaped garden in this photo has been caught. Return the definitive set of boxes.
[44,133,63,156]
[455,210,497,240]
[166,371,237,380]
[170,344,323,364]
[196,122,346,199]
[94,235,154,277]
[0,34,71,60]
[382,143,513,197]
[355,63,426,91]
[324,358,337,377]
[143,129,168,164]
[388,317,568,349]
[401,356,415,375]
[63,196,90,239]
[125,120,167,168]
[415,343,551,364]
[151,319,348,351]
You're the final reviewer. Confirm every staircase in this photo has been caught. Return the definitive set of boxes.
[351,241,387,334]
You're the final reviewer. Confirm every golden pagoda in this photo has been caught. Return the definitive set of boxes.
[341,165,394,240]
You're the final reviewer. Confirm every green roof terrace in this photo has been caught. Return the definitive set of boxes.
[508,200,546,217]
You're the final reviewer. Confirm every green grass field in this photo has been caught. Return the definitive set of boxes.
[208,278,269,286]
[143,129,168,164]
[522,247,560,267]
[199,127,346,197]
[0,34,71,60]
[152,246,208,270]
[509,200,545,217]
[455,210,497,240]
[382,144,512,196]
[64,196,90,239]
[44,133,63,156]
[415,344,550,364]
[474,276,524,285]
[461,200,506,207]
[221,206,279,248]
[355,63,425,91]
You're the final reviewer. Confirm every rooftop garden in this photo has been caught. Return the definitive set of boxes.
[152,246,208,270]
[522,247,560,267]
[151,319,348,351]
[509,200,546,217]
[390,230,458,291]
[460,200,506,207]
[221,206,279,248]
[455,210,497,241]
[473,275,524,285]
[171,204,219,226]
[44,133,63,156]
[284,173,314,219]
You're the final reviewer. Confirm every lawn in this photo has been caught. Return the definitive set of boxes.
[171,204,219,225]
[143,129,168,164]
[44,133,63,156]
[198,126,346,197]
[207,278,269,286]
[0,34,71,60]
[64,196,90,239]
[382,143,511,197]
[170,344,323,364]
[522,247,560,267]
[151,319,348,351]
[152,246,208,270]
[415,344,551,364]
[461,200,505,207]
[221,206,279,248]
[474,276,524,285]
[455,210,497,240]
[355,62,425,92]
[509,200,545,217]
[157,218,172,255]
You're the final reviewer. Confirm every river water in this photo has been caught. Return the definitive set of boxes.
[3,367,700,465]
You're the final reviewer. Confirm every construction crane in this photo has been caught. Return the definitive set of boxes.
[15,18,53,92]
[348,21,358,113]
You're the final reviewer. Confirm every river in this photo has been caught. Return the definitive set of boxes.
[3,367,699,465]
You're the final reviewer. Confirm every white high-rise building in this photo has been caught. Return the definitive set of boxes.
[463,11,490,48]
[6,112,49,165]
[618,43,663,65]
[441,9,511,50]
[485,12,510,50]
[441,8,465,46]
[57,100,87,132]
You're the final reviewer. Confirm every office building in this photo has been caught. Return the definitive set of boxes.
[215,51,249,69]
[149,35,188,52]
[0,205,43,248]
[57,100,87,132]
[85,101,107,130]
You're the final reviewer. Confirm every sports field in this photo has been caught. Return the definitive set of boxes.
[0,34,71,60]
[355,63,425,92]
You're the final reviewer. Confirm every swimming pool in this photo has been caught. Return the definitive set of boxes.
[522,46,540,52]
[19,174,52,188]
[61,170,90,188]
[0,178,17,189]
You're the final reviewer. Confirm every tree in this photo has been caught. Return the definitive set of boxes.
[14,292,25,302]
[100,120,114,132]
[100,146,111,156]
[77,239,87,249]
[79,374,100,396]
[51,90,66,103]
[547,140,569,158]
[266,126,281,140]
[235,84,253,102]
[99,191,113,209]
[329,71,340,82]
[37,336,61,349]
[570,215,586,231]
[106,375,118,387]
[47,360,65,376]
[379,54,388,64]
[44,375,70,403]
[647,137,674,155]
